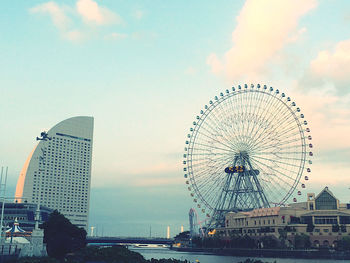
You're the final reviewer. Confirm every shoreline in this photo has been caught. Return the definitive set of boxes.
[171,247,350,260]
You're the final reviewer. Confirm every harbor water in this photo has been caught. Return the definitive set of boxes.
[130,247,349,263]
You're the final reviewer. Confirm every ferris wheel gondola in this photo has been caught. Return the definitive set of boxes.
[183,84,313,227]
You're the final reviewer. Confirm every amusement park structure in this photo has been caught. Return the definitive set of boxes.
[189,208,205,237]
[183,84,313,229]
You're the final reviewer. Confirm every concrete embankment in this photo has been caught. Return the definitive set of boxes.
[171,247,350,260]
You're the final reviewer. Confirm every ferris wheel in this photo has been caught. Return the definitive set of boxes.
[183,84,313,227]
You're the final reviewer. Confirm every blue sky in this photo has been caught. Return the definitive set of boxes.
[1,0,350,237]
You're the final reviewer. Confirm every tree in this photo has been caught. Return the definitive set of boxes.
[294,233,311,249]
[337,236,350,251]
[42,210,86,260]
[174,231,190,240]
[278,228,287,248]
[306,223,314,232]
[259,236,278,249]
[332,224,340,232]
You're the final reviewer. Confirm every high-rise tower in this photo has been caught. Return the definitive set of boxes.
[15,116,94,230]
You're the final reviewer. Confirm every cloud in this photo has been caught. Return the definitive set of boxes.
[133,10,144,20]
[104,32,127,40]
[184,66,197,75]
[30,1,70,30]
[76,0,122,25]
[30,0,123,42]
[302,39,350,93]
[307,162,350,186]
[64,30,85,42]
[292,89,350,152]
[288,27,307,43]
[207,0,317,82]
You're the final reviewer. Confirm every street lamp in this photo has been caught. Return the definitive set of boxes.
[35,131,51,230]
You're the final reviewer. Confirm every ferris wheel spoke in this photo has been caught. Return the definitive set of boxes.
[249,92,283,144]
[256,97,290,144]
[254,132,303,151]
[208,102,235,137]
[273,123,305,142]
[249,156,297,184]
[192,162,228,180]
[253,102,299,147]
[221,95,244,145]
[246,91,271,138]
[249,159,290,203]
[194,129,238,152]
[199,109,230,139]
[229,91,248,145]
[252,170,292,202]
[193,165,231,182]
[190,152,229,156]
[185,86,311,220]
[196,175,226,205]
[201,115,239,148]
[252,114,296,149]
[251,154,302,169]
[255,142,303,154]
[255,151,304,156]
[189,142,233,153]
[254,134,303,151]
[244,89,260,143]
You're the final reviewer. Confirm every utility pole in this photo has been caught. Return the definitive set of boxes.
[0,167,7,244]
[35,131,51,230]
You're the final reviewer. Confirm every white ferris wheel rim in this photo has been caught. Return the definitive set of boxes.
[183,84,313,217]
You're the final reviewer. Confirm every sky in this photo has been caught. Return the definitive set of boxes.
[1,0,350,237]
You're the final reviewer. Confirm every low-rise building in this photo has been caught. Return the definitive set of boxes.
[0,202,53,231]
[217,187,350,248]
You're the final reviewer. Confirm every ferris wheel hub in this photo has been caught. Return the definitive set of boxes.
[184,84,313,228]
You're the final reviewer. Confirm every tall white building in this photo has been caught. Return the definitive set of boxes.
[15,116,94,230]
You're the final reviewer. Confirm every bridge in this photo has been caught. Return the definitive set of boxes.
[87,236,174,246]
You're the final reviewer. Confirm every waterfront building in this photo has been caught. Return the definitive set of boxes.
[0,202,52,231]
[217,187,350,248]
[15,116,94,230]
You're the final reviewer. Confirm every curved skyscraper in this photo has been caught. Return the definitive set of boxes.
[15,116,94,230]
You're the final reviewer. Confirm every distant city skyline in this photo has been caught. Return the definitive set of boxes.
[1,0,350,236]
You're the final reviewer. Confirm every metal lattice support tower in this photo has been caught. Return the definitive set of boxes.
[210,151,270,227]
[183,84,314,231]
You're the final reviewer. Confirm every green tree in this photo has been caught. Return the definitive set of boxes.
[72,246,146,263]
[259,236,278,249]
[42,210,86,260]
[332,224,340,232]
[278,228,287,248]
[306,223,314,232]
[340,224,347,233]
[337,236,350,251]
[294,233,311,249]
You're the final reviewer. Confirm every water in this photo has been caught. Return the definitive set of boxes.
[130,247,349,263]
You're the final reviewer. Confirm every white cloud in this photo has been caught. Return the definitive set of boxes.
[30,0,123,42]
[288,27,307,43]
[133,10,144,20]
[104,32,127,40]
[184,66,197,75]
[292,88,350,152]
[76,0,122,25]
[30,1,70,30]
[307,162,350,186]
[304,39,350,93]
[64,30,85,42]
[207,0,317,82]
